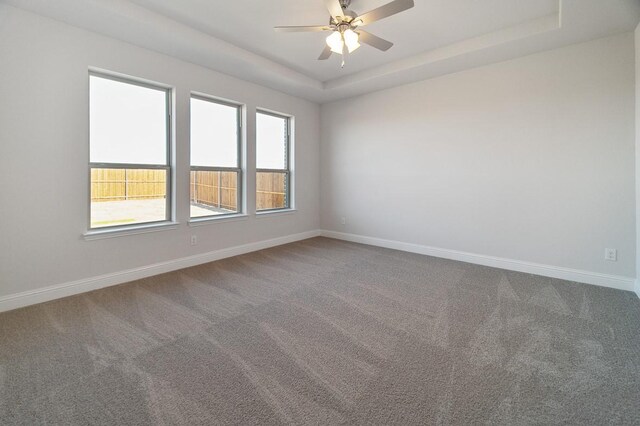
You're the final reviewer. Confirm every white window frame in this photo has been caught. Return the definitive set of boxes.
[87,71,173,233]
[256,110,292,213]
[189,94,244,221]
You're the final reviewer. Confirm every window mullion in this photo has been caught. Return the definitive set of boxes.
[90,163,169,170]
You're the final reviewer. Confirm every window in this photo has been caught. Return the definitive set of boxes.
[89,73,171,230]
[190,96,242,219]
[256,111,291,211]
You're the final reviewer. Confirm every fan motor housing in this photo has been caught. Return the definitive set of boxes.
[331,9,358,26]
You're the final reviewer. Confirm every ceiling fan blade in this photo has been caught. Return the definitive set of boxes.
[274,25,332,32]
[318,45,332,60]
[356,0,414,26]
[358,30,394,51]
[325,0,345,18]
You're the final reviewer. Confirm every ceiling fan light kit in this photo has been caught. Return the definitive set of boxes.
[326,28,360,54]
[274,0,414,67]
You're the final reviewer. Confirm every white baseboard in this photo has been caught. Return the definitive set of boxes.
[2,228,636,313]
[0,230,321,313]
[321,230,636,293]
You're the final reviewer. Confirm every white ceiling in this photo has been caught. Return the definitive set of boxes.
[126,0,559,81]
[3,0,640,103]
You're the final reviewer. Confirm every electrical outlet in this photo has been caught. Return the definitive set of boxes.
[340,217,346,225]
[604,248,617,262]
[191,235,198,246]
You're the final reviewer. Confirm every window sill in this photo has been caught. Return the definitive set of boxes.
[255,208,297,218]
[83,221,179,241]
[189,214,249,227]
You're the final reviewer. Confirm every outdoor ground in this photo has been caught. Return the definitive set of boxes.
[91,199,233,228]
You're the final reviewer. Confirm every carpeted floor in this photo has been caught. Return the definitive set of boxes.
[1,237,639,425]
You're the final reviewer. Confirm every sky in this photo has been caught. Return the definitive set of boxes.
[90,75,167,165]
[191,97,238,167]
[256,112,287,170]
[90,75,288,170]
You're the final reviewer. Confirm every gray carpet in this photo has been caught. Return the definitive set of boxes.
[1,237,639,425]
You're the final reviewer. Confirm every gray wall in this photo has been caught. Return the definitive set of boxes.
[0,5,320,299]
[321,33,636,278]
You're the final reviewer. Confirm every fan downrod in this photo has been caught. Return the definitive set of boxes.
[332,0,357,25]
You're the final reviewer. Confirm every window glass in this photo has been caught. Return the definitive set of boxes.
[90,75,167,165]
[256,171,287,210]
[190,170,238,217]
[91,168,167,228]
[257,111,290,211]
[190,96,242,219]
[256,113,287,170]
[190,98,239,168]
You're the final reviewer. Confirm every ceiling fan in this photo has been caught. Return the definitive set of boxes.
[274,0,415,67]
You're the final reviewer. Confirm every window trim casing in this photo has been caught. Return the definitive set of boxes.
[256,109,292,213]
[87,71,173,233]
[189,93,244,220]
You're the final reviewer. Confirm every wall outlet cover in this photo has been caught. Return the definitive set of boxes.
[604,248,617,262]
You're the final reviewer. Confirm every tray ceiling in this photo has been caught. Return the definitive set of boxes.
[2,0,639,103]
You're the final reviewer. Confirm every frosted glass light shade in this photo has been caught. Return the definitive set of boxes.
[326,31,344,54]
[343,29,360,53]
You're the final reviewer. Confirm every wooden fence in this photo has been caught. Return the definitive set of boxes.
[91,169,166,202]
[91,168,286,210]
[256,172,287,210]
[190,171,237,211]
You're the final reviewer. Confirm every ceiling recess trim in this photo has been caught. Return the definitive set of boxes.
[12,0,636,105]
[324,10,562,90]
